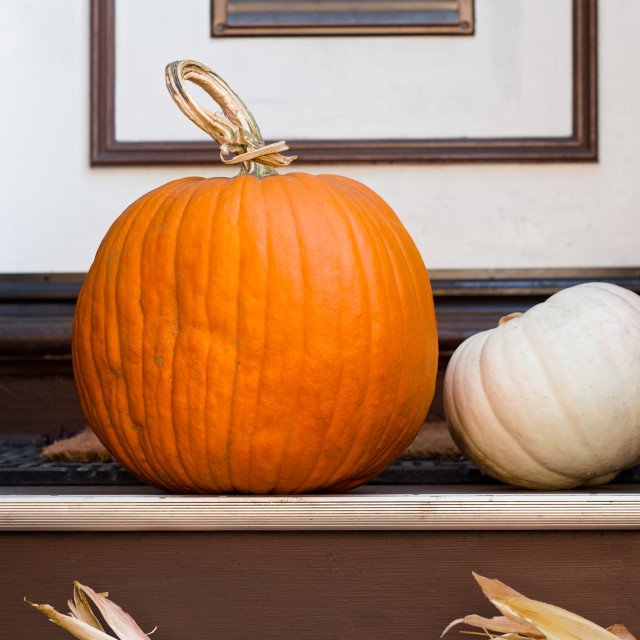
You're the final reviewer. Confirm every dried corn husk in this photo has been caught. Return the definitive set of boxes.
[26,574,636,640]
[443,573,636,640]
[26,582,151,640]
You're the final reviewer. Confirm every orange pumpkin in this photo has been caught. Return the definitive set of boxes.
[72,61,438,494]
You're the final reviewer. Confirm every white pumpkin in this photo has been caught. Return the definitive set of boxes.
[443,282,640,489]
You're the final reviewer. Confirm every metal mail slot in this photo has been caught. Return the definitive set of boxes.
[211,0,474,36]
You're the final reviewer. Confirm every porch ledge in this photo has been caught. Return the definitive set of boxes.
[2,485,640,531]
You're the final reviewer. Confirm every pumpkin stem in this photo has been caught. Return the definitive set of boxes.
[498,312,524,326]
[165,60,296,177]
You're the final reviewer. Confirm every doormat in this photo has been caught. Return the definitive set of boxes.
[3,436,640,487]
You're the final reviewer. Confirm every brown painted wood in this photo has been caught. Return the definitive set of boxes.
[90,0,598,164]
[5,529,640,639]
[0,375,86,435]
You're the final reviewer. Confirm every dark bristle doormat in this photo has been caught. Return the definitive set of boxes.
[3,436,640,487]
[0,437,141,485]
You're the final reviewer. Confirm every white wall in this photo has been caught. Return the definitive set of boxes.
[1,0,639,273]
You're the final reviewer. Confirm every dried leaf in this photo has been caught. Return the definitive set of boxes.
[73,583,150,640]
[442,574,543,638]
[442,614,544,637]
[68,583,105,631]
[607,625,639,640]
[493,595,620,640]
[25,600,115,640]
[444,573,632,640]
[27,583,151,640]
[472,572,529,600]
[457,633,525,639]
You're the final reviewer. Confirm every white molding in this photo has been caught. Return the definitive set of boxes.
[2,488,640,531]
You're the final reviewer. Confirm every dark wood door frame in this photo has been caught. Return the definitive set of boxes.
[90,0,597,165]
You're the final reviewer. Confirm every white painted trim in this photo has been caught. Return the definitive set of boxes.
[2,488,640,531]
